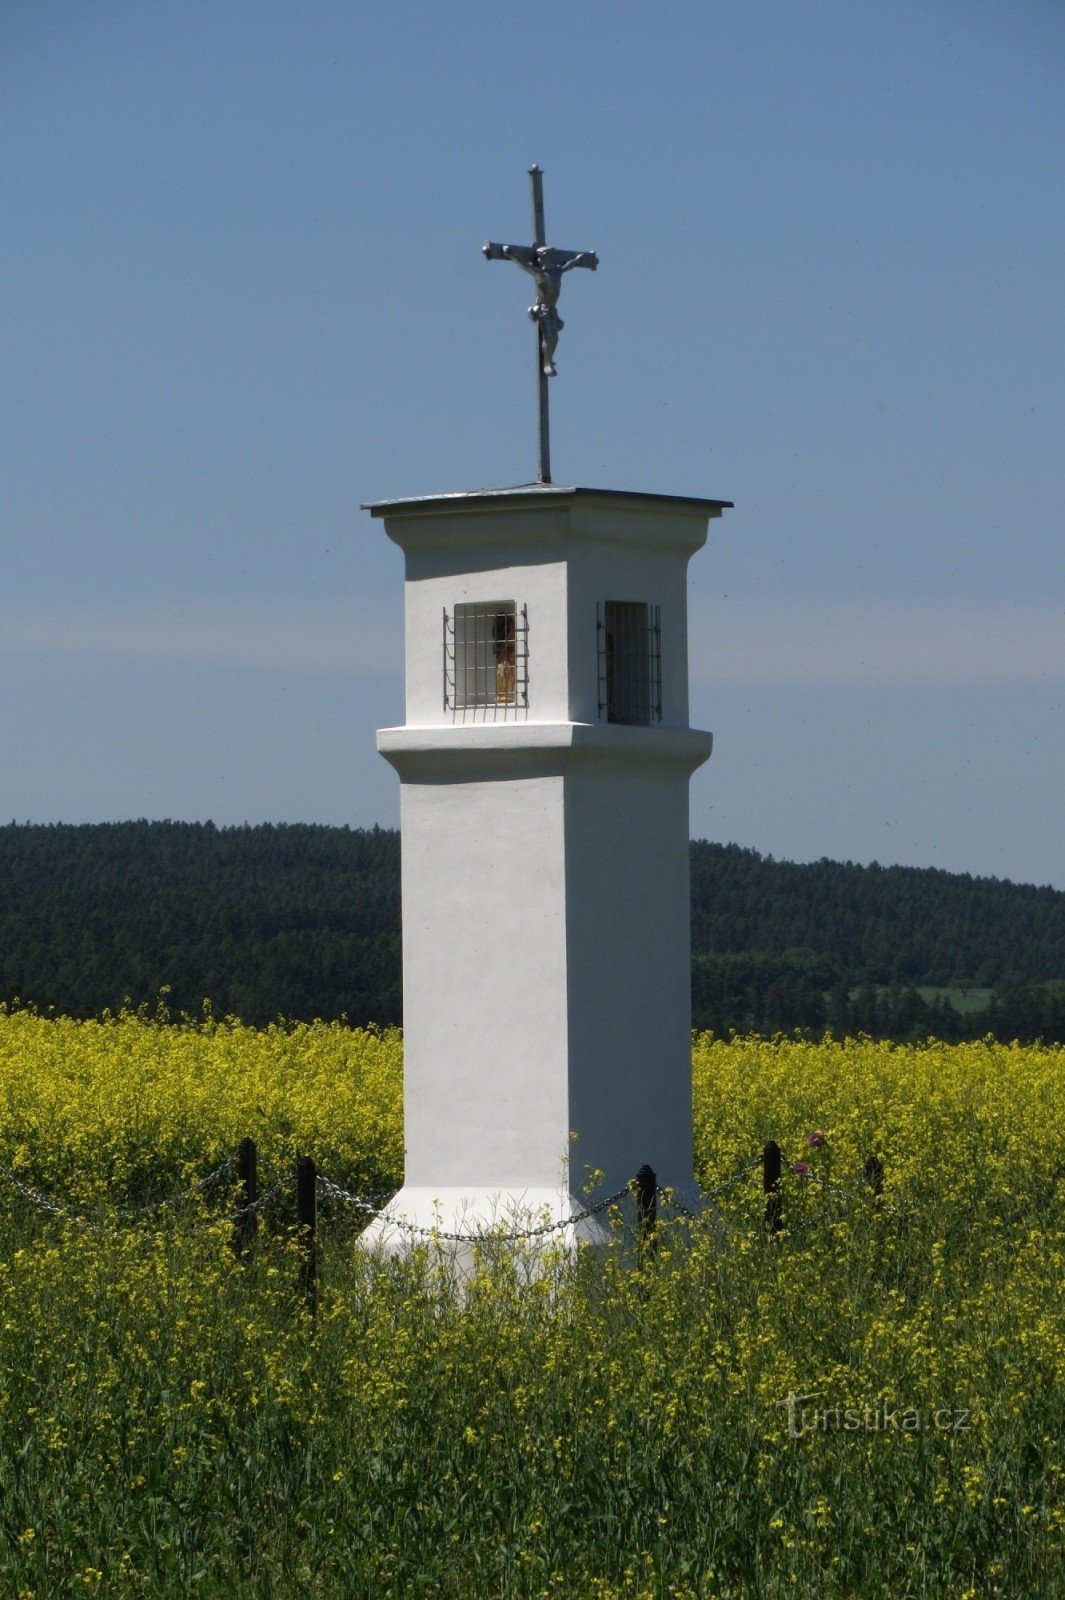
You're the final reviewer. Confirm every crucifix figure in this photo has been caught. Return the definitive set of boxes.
[484,164,598,484]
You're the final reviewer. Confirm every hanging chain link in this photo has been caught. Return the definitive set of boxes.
[0,1154,237,1230]
[262,1157,397,1208]
[0,1167,95,1226]
[230,1178,293,1221]
[705,1156,764,1198]
[656,1156,764,1219]
[657,1153,894,1228]
[316,1172,634,1243]
[114,1154,237,1219]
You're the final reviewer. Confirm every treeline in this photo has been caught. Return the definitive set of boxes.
[690,843,1065,986]
[690,952,1065,1044]
[0,821,401,1027]
[2,822,1063,1041]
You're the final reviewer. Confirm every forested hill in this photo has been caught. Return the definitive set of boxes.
[690,844,1065,986]
[2,822,1063,1039]
[0,822,401,1028]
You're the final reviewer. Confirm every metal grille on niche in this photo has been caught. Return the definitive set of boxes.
[443,601,529,716]
[597,601,662,725]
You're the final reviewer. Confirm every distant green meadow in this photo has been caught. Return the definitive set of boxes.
[917,987,994,1016]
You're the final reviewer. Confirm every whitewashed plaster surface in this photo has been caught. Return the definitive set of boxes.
[359,487,728,1251]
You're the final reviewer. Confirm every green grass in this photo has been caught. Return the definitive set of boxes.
[0,1180,1059,1598]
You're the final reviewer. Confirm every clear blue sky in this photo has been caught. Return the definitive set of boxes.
[3,0,1063,887]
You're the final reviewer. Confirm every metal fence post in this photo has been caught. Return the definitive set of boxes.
[632,1163,657,1255]
[763,1141,783,1233]
[231,1137,258,1258]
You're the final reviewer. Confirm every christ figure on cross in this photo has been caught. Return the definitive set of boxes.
[501,244,598,376]
[483,165,598,481]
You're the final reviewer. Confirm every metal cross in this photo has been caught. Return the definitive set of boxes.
[483,164,598,484]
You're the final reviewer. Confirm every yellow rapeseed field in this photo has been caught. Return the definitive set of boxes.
[0,1008,1061,1599]
[0,1005,404,1204]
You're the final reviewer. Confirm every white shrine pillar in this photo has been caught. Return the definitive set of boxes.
[360,483,731,1248]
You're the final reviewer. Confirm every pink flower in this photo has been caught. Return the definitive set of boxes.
[791,1160,811,1177]
[807,1130,827,1148]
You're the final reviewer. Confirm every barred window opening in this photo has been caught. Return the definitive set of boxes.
[444,602,528,713]
[597,601,662,724]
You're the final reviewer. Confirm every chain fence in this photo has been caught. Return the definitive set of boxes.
[0,1154,245,1235]
[0,1140,892,1247]
[316,1172,635,1244]
[230,1179,293,1222]
[114,1155,237,1219]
